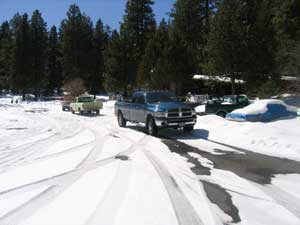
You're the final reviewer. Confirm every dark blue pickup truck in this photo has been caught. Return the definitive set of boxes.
[114,91,197,136]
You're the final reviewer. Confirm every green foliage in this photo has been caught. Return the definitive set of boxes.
[46,25,63,95]
[11,13,32,98]
[1,1,300,97]
[170,0,212,93]
[0,21,13,90]
[87,19,106,96]
[206,0,277,94]
[273,0,300,77]
[138,19,171,89]
[30,10,48,100]
[60,4,94,83]
[104,30,127,93]
[119,0,156,88]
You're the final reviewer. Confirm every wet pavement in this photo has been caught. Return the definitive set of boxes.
[162,138,300,224]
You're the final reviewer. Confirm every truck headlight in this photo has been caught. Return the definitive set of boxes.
[155,111,167,118]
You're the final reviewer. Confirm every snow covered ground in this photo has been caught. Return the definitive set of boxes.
[1,95,300,225]
[0,96,219,225]
[195,115,300,161]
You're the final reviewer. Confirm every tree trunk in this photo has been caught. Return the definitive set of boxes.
[230,72,236,95]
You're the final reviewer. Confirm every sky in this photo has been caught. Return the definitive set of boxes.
[0,0,174,30]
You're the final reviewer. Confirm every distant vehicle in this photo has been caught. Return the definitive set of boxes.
[114,91,197,136]
[203,95,250,117]
[61,95,75,111]
[186,94,210,107]
[70,94,103,115]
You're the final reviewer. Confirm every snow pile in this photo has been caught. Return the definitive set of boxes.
[195,104,206,114]
[227,99,298,122]
[196,115,300,161]
[193,74,245,84]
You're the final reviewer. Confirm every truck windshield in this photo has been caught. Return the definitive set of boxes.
[223,96,236,104]
[78,97,93,103]
[146,92,176,103]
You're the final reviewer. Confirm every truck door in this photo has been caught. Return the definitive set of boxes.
[135,95,146,123]
[131,93,146,123]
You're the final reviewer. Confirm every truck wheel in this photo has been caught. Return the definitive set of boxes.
[184,125,194,132]
[147,117,158,137]
[71,108,75,114]
[95,110,100,115]
[217,111,226,118]
[79,109,83,115]
[118,112,127,127]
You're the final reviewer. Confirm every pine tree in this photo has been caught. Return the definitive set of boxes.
[120,0,156,89]
[0,21,13,90]
[273,0,300,77]
[30,10,48,100]
[168,26,191,94]
[11,13,32,99]
[206,0,245,94]
[46,25,62,95]
[88,19,106,97]
[60,4,94,86]
[104,30,128,94]
[207,0,277,95]
[138,19,171,89]
[171,0,207,74]
[243,0,277,90]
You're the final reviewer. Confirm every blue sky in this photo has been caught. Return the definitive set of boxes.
[0,0,174,29]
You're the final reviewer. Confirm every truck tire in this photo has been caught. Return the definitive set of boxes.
[95,110,100,115]
[184,125,194,132]
[217,111,226,118]
[79,109,84,115]
[118,112,127,127]
[71,108,75,114]
[147,117,158,137]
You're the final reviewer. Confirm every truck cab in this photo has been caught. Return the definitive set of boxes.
[69,94,103,115]
[205,95,250,117]
[115,91,197,136]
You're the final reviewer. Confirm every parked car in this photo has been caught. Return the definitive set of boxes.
[114,91,197,136]
[226,99,298,122]
[70,93,103,115]
[61,95,75,111]
[201,95,250,117]
[185,94,210,107]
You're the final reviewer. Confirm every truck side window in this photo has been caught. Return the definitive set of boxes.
[238,96,248,105]
[136,96,145,104]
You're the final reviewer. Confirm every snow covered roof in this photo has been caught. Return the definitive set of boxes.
[281,76,300,81]
[193,75,245,84]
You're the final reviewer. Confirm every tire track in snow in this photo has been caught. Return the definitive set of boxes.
[0,115,85,173]
[0,120,144,225]
[0,125,107,225]
[143,150,204,225]
[0,126,86,173]
[85,135,151,225]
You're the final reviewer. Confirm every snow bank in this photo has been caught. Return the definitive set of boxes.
[227,99,298,122]
[196,115,300,161]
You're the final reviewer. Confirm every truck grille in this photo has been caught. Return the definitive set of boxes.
[167,108,192,118]
[166,117,195,123]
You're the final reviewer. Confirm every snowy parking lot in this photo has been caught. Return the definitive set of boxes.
[1,97,300,225]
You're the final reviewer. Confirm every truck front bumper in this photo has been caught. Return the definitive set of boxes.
[154,116,197,128]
